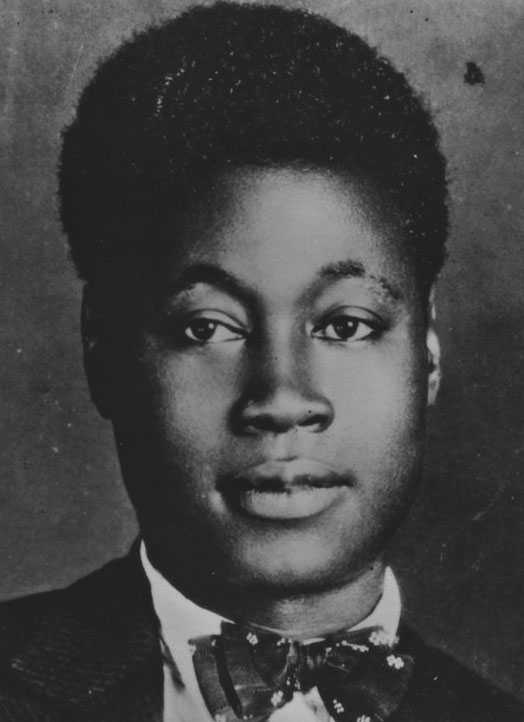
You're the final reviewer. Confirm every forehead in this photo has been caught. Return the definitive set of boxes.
[163,166,417,304]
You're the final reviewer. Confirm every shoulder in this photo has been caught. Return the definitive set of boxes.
[0,551,147,654]
[397,623,524,722]
[0,550,161,720]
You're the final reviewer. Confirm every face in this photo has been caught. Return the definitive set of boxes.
[87,167,438,600]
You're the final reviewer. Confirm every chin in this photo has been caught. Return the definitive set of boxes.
[219,535,367,595]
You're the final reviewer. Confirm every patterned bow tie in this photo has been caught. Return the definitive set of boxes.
[189,623,413,722]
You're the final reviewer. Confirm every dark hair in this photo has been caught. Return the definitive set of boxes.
[59,1,448,293]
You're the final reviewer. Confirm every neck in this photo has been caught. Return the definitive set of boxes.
[227,561,386,638]
[147,545,386,639]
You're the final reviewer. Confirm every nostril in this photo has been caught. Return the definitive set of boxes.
[236,405,332,435]
[301,409,330,432]
[244,413,289,434]
[233,387,334,436]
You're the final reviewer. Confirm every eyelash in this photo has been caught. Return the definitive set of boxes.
[311,315,379,343]
[180,314,379,345]
[183,317,245,344]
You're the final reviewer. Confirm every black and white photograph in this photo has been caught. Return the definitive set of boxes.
[1,1,524,720]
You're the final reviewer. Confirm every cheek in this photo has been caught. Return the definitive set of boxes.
[323,339,427,467]
[134,350,239,457]
[116,352,238,518]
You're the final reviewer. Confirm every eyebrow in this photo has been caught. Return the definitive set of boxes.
[165,263,257,306]
[165,259,403,305]
[318,259,403,301]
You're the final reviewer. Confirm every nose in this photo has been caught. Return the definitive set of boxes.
[233,336,334,435]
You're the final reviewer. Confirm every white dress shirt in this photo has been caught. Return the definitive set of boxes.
[140,543,401,722]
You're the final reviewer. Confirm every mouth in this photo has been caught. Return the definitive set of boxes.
[219,459,351,521]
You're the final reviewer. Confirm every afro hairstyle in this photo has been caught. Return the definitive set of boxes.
[59,1,448,293]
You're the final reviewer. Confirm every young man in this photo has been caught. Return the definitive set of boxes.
[0,2,521,721]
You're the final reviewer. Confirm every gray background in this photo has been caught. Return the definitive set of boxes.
[2,0,524,700]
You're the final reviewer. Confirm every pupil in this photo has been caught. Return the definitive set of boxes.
[191,319,216,340]
[333,318,357,339]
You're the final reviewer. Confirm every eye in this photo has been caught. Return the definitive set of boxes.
[184,317,245,344]
[312,315,376,342]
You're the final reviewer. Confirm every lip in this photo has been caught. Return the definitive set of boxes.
[220,459,350,520]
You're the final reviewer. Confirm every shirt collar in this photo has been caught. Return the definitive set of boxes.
[140,541,401,646]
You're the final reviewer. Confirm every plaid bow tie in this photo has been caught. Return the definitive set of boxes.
[189,623,413,722]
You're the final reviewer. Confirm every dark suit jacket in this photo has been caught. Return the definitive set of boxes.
[1,549,523,722]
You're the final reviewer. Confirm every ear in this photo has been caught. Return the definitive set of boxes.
[426,287,441,407]
[81,285,114,419]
